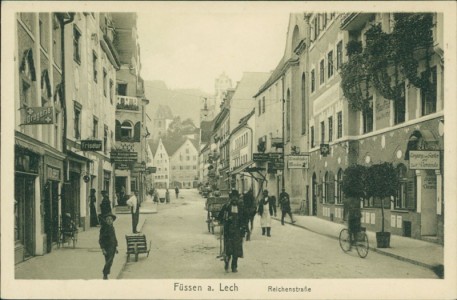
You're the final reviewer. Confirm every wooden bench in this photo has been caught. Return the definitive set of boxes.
[125,234,151,262]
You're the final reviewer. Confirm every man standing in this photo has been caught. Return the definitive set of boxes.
[127,191,140,233]
[217,190,246,273]
[99,212,118,280]
[89,189,99,227]
[258,190,276,237]
[175,186,179,199]
[100,191,112,216]
[279,188,295,225]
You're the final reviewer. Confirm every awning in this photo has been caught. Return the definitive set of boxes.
[230,161,254,176]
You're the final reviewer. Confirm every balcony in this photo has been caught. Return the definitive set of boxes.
[340,13,374,31]
[117,95,140,111]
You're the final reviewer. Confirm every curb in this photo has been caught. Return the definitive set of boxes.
[272,217,443,275]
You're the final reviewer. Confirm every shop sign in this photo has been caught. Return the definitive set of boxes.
[115,163,131,170]
[110,151,138,163]
[47,166,60,180]
[146,167,157,174]
[288,155,309,169]
[81,140,102,151]
[320,144,330,157]
[21,107,54,125]
[132,162,146,172]
[268,153,281,161]
[253,153,270,162]
[409,151,440,170]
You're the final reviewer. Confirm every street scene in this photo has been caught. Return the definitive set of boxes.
[3,2,456,300]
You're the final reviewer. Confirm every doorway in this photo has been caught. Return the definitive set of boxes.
[15,174,36,258]
[44,180,59,253]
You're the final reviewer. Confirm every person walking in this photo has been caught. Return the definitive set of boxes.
[89,189,99,227]
[126,191,140,233]
[217,190,246,273]
[279,188,295,225]
[242,189,256,241]
[175,186,179,199]
[100,191,112,216]
[165,188,170,203]
[99,212,118,280]
[258,190,276,237]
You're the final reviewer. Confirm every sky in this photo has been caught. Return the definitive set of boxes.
[137,2,306,94]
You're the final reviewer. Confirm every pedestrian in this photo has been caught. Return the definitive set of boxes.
[99,212,118,280]
[257,190,276,237]
[100,190,112,216]
[175,186,179,199]
[126,191,140,233]
[242,189,256,241]
[89,189,99,227]
[217,189,246,273]
[343,197,362,246]
[279,188,295,225]
[165,188,170,203]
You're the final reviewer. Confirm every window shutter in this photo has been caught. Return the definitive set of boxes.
[134,122,141,142]
[406,178,416,210]
[115,120,121,140]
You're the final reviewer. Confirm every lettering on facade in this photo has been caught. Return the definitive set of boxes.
[21,107,54,125]
[253,153,270,162]
[423,175,437,190]
[47,166,60,181]
[409,151,440,170]
[110,151,138,163]
[81,140,103,151]
[287,155,309,169]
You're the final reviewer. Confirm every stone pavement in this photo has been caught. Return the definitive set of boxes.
[273,214,444,277]
[15,206,150,280]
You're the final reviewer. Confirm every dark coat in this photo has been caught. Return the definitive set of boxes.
[217,201,245,258]
[279,191,291,212]
[243,191,257,216]
[100,196,112,216]
[343,198,362,233]
[99,222,118,251]
[258,196,276,216]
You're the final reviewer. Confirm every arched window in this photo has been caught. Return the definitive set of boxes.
[326,171,335,204]
[336,169,343,204]
[120,121,133,139]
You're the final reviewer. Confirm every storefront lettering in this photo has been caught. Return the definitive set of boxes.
[409,151,440,170]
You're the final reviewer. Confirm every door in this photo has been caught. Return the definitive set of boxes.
[44,181,60,252]
[15,174,36,258]
[312,173,317,216]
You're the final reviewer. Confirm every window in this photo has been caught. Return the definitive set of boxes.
[394,82,406,125]
[395,164,417,210]
[21,80,32,107]
[258,99,262,115]
[320,59,325,85]
[301,73,306,134]
[322,13,327,29]
[323,172,328,203]
[104,125,108,154]
[336,41,343,70]
[103,69,107,97]
[187,156,190,161]
[362,97,374,134]
[120,121,133,139]
[117,83,127,96]
[327,51,334,78]
[313,16,319,40]
[326,172,334,204]
[39,19,44,49]
[328,116,333,142]
[262,97,266,113]
[311,126,315,147]
[320,121,325,143]
[52,15,61,67]
[286,89,291,142]
[396,164,407,209]
[73,25,81,63]
[421,66,437,116]
[337,111,343,138]
[74,104,81,139]
[311,69,315,92]
[109,79,114,104]
[93,117,98,138]
[93,51,98,82]
[336,169,343,204]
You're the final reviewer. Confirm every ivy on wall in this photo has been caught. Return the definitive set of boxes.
[340,13,435,111]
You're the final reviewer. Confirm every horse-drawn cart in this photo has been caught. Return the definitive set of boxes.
[205,196,228,234]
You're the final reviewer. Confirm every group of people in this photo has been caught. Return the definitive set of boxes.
[216,187,296,273]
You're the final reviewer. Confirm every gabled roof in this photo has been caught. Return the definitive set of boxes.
[231,109,255,135]
[147,139,160,157]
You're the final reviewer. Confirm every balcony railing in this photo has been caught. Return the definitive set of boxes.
[116,95,139,111]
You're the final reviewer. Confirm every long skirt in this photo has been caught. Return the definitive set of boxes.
[260,204,271,227]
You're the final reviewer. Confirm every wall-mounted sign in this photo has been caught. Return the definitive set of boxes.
[268,153,281,160]
[21,107,54,125]
[132,162,146,172]
[146,167,157,174]
[47,166,61,181]
[253,153,270,162]
[409,150,440,170]
[110,151,138,163]
[320,144,330,156]
[81,140,102,151]
[288,155,309,169]
[115,163,131,170]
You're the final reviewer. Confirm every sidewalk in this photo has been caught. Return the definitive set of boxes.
[274,214,444,276]
[15,210,148,280]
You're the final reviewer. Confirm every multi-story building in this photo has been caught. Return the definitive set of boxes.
[112,13,149,205]
[169,138,199,189]
[149,138,170,189]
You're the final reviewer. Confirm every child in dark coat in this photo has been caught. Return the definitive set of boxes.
[99,212,118,279]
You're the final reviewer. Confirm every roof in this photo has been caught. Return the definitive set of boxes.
[254,55,299,97]
[147,139,160,157]
[231,109,255,135]
[231,72,272,102]
[200,119,215,144]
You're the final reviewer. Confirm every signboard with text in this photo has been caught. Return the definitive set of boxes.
[288,155,310,169]
[81,140,103,151]
[21,107,54,125]
[110,151,138,163]
[409,151,440,170]
[253,153,270,162]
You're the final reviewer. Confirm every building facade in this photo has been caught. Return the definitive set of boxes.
[169,138,199,189]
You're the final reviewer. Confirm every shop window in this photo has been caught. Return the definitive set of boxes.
[395,164,416,210]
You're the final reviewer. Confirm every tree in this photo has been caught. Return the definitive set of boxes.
[366,162,399,233]
[341,164,369,199]
[165,117,197,140]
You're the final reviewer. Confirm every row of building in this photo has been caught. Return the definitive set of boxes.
[14,12,151,263]
[200,13,444,244]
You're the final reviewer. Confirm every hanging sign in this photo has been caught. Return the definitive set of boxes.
[110,151,138,163]
[288,155,309,169]
[81,140,103,151]
[409,151,440,170]
[253,153,270,162]
[21,107,54,125]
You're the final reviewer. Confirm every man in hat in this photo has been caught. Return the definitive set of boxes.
[126,190,140,233]
[99,212,118,280]
[279,188,295,225]
[217,189,246,273]
[100,191,112,216]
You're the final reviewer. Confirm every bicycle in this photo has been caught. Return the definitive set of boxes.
[339,228,369,258]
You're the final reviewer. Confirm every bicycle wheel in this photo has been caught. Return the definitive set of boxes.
[356,231,369,258]
[339,229,351,252]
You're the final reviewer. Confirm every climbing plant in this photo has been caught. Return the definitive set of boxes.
[340,13,435,111]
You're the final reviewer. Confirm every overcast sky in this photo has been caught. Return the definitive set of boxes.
[137,2,306,94]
